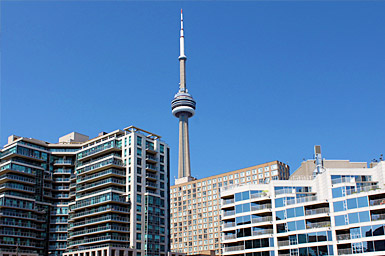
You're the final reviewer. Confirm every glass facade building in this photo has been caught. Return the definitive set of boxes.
[220,161,385,256]
[0,127,170,256]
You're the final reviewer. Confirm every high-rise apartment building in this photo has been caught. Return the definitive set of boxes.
[220,148,385,256]
[170,161,290,255]
[0,126,170,256]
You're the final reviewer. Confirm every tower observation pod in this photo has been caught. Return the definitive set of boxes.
[171,10,196,183]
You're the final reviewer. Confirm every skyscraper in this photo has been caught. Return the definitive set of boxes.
[0,127,170,256]
[171,10,196,185]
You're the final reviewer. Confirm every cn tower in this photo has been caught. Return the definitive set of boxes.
[171,10,196,181]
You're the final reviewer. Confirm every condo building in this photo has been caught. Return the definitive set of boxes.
[220,147,385,256]
[0,126,170,256]
[170,161,290,255]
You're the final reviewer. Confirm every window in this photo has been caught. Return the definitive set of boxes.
[137,158,142,165]
[137,148,142,156]
[333,201,346,212]
[137,167,142,174]
[347,198,357,209]
[160,144,164,153]
[357,196,369,208]
[137,137,142,146]
[335,215,347,226]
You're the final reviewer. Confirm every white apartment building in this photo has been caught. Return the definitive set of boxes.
[220,152,385,256]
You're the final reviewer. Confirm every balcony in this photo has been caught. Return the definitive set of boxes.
[223,233,237,240]
[223,222,235,228]
[146,164,158,172]
[252,229,273,236]
[146,146,157,154]
[146,181,157,188]
[0,174,35,184]
[337,248,352,255]
[346,185,379,195]
[336,234,350,241]
[278,240,290,247]
[252,216,272,223]
[223,245,244,252]
[0,183,35,193]
[250,192,268,199]
[223,211,235,217]
[68,234,129,247]
[370,198,385,206]
[305,208,329,216]
[77,168,125,183]
[222,198,235,205]
[69,224,129,237]
[146,172,157,180]
[53,169,72,174]
[146,155,158,163]
[54,160,74,166]
[306,221,331,229]
[251,203,271,211]
[371,213,385,221]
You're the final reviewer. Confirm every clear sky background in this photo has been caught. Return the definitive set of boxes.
[1,1,385,183]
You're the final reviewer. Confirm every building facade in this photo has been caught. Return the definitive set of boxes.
[170,161,290,255]
[0,126,170,256]
[220,159,385,256]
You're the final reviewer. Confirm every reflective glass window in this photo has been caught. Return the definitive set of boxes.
[276,210,285,221]
[298,234,307,244]
[335,215,347,226]
[372,224,384,236]
[350,227,361,239]
[333,201,345,212]
[363,241,374,252]
[287,221,296,232]
[242,191,250,200]
[296,220,305,230]
[348,212,359,224]
[295,207,304,217]
[235,193,242,202]
[359,211,370,223]
[347,198,357,209]
[361,225,373,238]
[357,196,369,208]
[332,187,343,198]
[317,231,327,242]
[287,208,295,218]
[243,203,250,212]
[374,240,385,252]
[235,204,242,214]
[308,232,317,243]
[275,198,284,208]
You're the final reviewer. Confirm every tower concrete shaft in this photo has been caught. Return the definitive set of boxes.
[178,113,191,178]
[171,9,196,181]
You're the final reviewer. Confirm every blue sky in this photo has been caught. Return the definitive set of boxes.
[1,1,385,183]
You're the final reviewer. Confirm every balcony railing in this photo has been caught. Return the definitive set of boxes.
[70,224,129,237]
[54,160,73,165]
[286,196,317,206]
[146,172,157,179]
[306,221,331,229]
[252,229,273,236]
[250,192,268,199]
[146,164,158,171]
[370,198,385,206]
[278,240,290,247]
[251,203,272,211]
[371,213,385,221]
[346,185,379,195]
[222,198,235,205]
[336,234,350,241]
[305,208,329,216]
[223,211,235,217]
[252,216,272,223]
[68,234,129,246]
[338,248,352,255]
[146,155,158,161]
[223,222,235,228]
[223,234,236,240]
[223,245,244,252]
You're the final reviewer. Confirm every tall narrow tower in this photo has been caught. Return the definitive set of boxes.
[171,10,196,182]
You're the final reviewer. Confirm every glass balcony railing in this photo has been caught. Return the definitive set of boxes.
[306,221,331,229]
[371,213,385,221]
[370,198,385,206]
[68,234,129,246]
[70,224,129,237]
[77,168,125,182]
[69,205,129,219]
[251,203,272,211]
[223,245,245,252]
[223,210,235,217]
[54,160,73,165]
[305,208,329,215]
[222,198,235,205]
